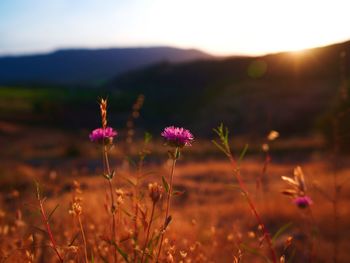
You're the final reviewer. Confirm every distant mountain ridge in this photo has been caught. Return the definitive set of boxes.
[1,40,350,138]
[107,40,350,135]
[0,47,212,85]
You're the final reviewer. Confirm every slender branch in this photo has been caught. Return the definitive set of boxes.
[227,153,277,263]
[38,199,63,262]
[213,125,277,263]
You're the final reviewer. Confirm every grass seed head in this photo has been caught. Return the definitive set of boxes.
[267,130,279,141]
[99,98,107,129]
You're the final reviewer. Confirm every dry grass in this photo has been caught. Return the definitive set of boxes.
[0,117,349,262]
[1,153,350,262]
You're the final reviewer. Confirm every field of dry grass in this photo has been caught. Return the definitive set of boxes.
[0,120,350,263]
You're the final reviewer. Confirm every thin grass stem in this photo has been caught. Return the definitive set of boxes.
[155,148,178,262]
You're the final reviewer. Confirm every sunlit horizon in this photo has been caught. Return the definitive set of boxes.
[1,0,350,56]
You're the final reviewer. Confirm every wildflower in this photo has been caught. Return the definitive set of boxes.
[161,126,194,148]
[282,166,313,209]
[148,183,163,204]
[89,127,117,143]
[293,196,313,208]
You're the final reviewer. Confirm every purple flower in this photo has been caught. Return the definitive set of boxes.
[89,127,117,143]
[293,196,313,208]
[161,126,194,147]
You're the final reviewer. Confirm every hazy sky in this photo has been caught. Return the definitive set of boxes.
[1,0,350,56]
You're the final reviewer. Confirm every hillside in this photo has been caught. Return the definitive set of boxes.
[0,47,211,85]
[0,41,349,140]
[107,41,350,137]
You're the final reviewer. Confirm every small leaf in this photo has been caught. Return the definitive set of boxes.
[102,173,110,180]
[34,180,42,200]
[47,204,59,222]
[224,126,229,144]
[151,232,161,247]
[144,132,152,144]
[32,226,47,235]
[139,206,148,231]
[68,232,80,246]
[109,170,115,179]
[240,243,271,263]
[172,190,185,196]
[238,144,249,165]
[175,148,180,159]
[111,241,129,262]
[162,176,169,193]
[91,252,94,263]
[126,156,137,167]
[272,222,293,243]
[163,215,172,231]
[121,208,132,217]
[211,140,228,155]
[124,177,137,186]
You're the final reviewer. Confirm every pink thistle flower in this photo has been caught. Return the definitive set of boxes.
[293,196,313,209]
[161,126,194,148]
[89,127,117,143]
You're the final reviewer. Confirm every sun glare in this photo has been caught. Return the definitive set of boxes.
[0,0,350,55]
[136,0,350,56]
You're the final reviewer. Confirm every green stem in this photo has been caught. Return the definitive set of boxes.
[103,144,117,263]
[155,148,178,262]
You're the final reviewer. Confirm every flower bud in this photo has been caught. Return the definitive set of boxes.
[148,183,163,203]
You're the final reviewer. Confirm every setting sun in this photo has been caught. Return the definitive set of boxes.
[137,0,350,55]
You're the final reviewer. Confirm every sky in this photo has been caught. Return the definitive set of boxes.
[1,0,350,56]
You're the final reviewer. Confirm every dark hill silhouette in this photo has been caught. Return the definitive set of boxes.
[1,41,349,141]
[107,41,350,136]
[0,47,212,85]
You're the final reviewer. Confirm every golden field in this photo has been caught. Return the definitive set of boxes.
[0,123,349,263]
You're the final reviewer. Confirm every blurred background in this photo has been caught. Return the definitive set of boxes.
[1,0,350,167]
[1,0,350,262]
